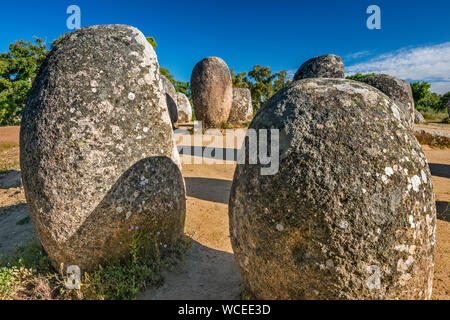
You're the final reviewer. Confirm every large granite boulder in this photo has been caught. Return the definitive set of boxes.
[20,25,186,272]
[160,75,179,124]
[294,54,345,81]
[359,74,415,127]
[229,78,436,300]
[176,92,192,123]
[190,57,232,127]
[414,109,425,124]
[228,88,253,125]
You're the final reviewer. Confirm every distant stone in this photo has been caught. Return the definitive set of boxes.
[229,78,436,300]
[293,54,345,81]
[447,97,450,117]
[414,109,425,124]
[160,75,179,124]
[191,57,232,127]
[20,25,186,272]
[359,74,414,127]
[228,88,253,125]
[176,92,192,123]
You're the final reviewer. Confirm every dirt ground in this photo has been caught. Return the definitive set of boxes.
[0,125,449,300]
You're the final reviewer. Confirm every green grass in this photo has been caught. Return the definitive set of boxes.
[0,233,191,300]
[0,142,20,174]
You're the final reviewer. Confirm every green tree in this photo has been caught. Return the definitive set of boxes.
[232,65,291,112]
[146,37,157,49]
[410,81,431,108]
[346,73,375,81]
[0,38,49,125]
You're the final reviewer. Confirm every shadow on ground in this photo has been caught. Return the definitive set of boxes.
[429,163,450,179]
[184,177,232,204]
[0,170,22,189]
[137,239,242,300]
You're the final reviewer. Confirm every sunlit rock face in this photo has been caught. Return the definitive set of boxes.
[20,25,185,271]
[191,57,232,128]
[229,78,436,300]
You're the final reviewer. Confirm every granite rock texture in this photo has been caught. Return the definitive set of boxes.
[229,78,436,299]
[20,25,186,271]
[176,92,192,123]
[360,74,415,127]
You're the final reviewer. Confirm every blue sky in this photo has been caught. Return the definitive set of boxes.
[1,0,450,93]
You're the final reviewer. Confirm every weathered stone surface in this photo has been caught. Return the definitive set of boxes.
[20,25,186,271]
[360,74,414,127]
[229,78,436,300]
[160,75,179,124]
[176,92,192,123]
[414,109,425,124]
[228,88,253,125]
[294,54,345,81]
[191,57,232,127]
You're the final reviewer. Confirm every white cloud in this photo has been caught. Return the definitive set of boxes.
[345,50,372,60]
[346,42,450,94]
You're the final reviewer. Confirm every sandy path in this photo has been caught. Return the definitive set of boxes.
[1,125,449,299]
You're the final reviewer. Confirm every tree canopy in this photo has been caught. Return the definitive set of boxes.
[0,38,49,125]
[231,65,291,112]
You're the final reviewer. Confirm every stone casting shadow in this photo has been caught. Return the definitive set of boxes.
[184,177,232,204]
[138,239,243,300]
[39,156,186,271]
[429,163,450,179]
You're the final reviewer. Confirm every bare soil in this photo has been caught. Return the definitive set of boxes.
[0,125,448,300]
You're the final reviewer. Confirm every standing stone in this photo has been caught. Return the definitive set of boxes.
[293,54,345,81]
[228,88,253,125]
[414,109,425,124]
[229,78,436,300]
[359,74,415,127]
[20,25,186,272]
[191,57,232,127]
[447,97,450,117]
[160,75,179,124]
[176,92,192,123]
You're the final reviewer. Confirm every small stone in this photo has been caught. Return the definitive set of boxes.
[293,54,345,81]
[176,92,193,123]
[414,109,425,123]
[160,75,179,124]
[228,88,253,125]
